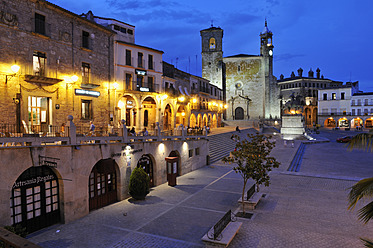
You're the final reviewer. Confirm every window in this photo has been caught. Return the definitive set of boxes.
[364,109,368,115]
[33,51,46,76]
[125,73,132,90]
[209,37,216,49]
[358,99,362,106]
[323,93,327,100]
[148,54,153,70]
[113,25,120,31]
[35,13,46,35]
[195,147,200,156]
[137,75,143,89]
[138,52,143,68]
[332,93,336,100]
[352,100,355,106]
[148,77,154,91]
[352,109,355,115]
[81,62,90,84]
[189,149,193,158]
[322,108,328,115]
[365,99,369,106]
[127,29,133,35]
[331,108,337,115]
[81,100,92,119]
[357,109,361,115]
[341,92,345,100]
[120,27,126,33]
[126,50,132,66]
[82,31,90,49]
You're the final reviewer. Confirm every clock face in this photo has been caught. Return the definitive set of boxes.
[269,50,273,56]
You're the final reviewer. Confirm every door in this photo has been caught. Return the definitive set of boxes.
[137,155,154,187]
[89,159,117,211]
[235,107,244,120]
[11,166,60,233]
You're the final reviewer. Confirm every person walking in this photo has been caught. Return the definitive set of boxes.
[89,121,95,135]
[236,126,241,133]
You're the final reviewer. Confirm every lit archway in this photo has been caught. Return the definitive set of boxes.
[190,113,197,127]
[142,97,156,129]
[352,118,363,128]
[212,114,217,128]
[324,117,336,128]
[163,104,174,130]
[176,105,186,127]
[197,114,202,128]
[365,117,373,128]
[338,117,349,128]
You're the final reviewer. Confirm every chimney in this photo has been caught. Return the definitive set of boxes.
[291,71,295,78]
[280,74,284,80]
[297,68,303,77]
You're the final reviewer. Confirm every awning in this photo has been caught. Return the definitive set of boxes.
[178,86,185,95]
[183,87,191,96]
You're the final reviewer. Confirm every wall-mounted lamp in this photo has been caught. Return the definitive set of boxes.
[5,64,20,84]
[71,75,79,83]
[113,82,119,90]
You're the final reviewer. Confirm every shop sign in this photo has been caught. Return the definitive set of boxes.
[127,100,134,108]
[140,87,149,92]
[38,155,59,168]
[135,69,147,76]
[75,89,100,97]
[12,174,54,189]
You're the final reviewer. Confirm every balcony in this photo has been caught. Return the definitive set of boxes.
[319,112,352,116]
[22,65,63,85]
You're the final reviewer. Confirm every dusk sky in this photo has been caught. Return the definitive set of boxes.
[49,0,373,91]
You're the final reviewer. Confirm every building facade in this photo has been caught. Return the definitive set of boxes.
[317,81,373,128]
[278,68,343,127]
[200,21,280,122]
[0,0,115,134]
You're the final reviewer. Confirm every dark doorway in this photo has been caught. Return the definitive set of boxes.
[235,107,244,120]
[11,166,60,233]
[144,110,149,127]
[137,154,154,187]
[89,159,118,211]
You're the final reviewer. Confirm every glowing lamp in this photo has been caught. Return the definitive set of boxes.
[178,96,185,102]
[71,75,79,82]
[181,112,186,116]
[11,64,20,74]
[113,82,119,89]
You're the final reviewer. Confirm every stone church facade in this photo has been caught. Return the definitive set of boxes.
[200,22,280,122]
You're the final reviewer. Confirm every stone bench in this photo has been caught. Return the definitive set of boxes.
[238,184,265,210]
[201,210,242,248]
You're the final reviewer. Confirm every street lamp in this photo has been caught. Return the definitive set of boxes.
[5,64,20,84]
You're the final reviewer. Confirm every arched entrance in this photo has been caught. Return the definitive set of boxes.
[324,117,336,128]
[203,115,208,127]
[120,95,136,127]
[235,107,244,120]
[10,166,60,233]
[190,113,197,127]
[176,106,186,127]
[197,114,202,127]
[142,97,156,129]
[137,154,154,187]
[365,117,373,128]
[304,108,311,126]
[212,114,217,128]
[163,104,173,130]
[352,118,363,128]
[89,159,118,211]
[338,117,349,128]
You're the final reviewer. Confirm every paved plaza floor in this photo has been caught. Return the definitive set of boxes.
[28,129,373,248]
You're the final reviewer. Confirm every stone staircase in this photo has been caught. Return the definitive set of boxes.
[208,128,258,164]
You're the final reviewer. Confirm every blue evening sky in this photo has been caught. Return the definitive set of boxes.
[48,0,373,91]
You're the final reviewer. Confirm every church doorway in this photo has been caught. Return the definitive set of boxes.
[235,107,244,120]
[10,166,61,233]
[89,159,118,211]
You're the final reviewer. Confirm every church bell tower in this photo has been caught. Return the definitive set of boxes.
[200,25,224,90]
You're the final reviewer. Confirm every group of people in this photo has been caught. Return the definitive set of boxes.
[128,127,148,136]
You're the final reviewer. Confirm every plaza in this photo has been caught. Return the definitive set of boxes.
[27,128,373,247]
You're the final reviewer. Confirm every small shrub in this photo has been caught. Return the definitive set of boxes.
[4,224,28,238]
[129,167,150,200]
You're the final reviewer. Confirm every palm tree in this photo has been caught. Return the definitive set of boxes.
[348,131,373,247]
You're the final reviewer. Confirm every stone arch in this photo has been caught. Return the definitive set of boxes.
[120,95,138,127]
[163,104,174,130]
[10,166,62,233]
[176,105,186,127]
[137,154,156,187]
[212,114,217,128]
[235,107,244,120]
[338,117,349,128]
[142,96,157,129]
[89,159,118,211]
[190,113,197,128]
[197,114,202,127]
[352,117,363,128]
[324,117,336,128]
[365,117,373,128]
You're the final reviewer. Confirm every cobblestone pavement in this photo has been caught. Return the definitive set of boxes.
[28,130,373,248]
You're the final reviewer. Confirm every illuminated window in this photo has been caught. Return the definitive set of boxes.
[81,100,92,119]
[209,37,216,49]
[81,62,90,84]
[332,93,336,100]
[33,51,46,76]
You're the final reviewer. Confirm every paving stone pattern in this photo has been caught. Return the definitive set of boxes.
[28,129,373,248]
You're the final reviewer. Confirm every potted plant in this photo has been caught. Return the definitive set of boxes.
[129,167,150,200]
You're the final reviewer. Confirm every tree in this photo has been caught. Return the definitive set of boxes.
[222,133,280,214]
[348,131,373,247]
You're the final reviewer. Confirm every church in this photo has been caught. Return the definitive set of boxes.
[200,21,280,123]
